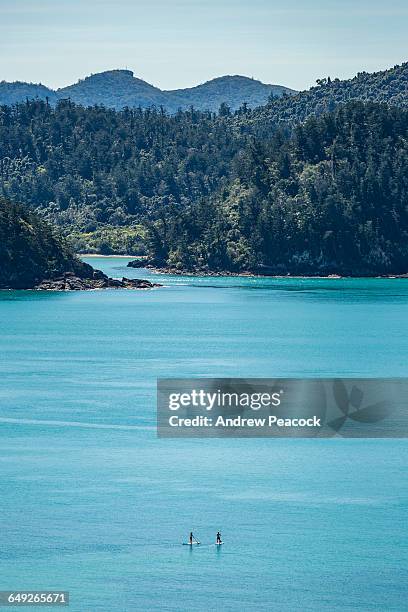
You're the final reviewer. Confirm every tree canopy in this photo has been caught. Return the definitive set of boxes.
[2,93,408,275]
[146,102,408,276]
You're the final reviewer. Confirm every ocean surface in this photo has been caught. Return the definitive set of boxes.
[0,257,407,611]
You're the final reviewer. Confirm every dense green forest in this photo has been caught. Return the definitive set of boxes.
[2,61,408,275]
[147,102,408,275]
[0,99,248,250]
[0,197,92,288]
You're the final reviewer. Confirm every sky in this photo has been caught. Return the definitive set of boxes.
[1,0,408,92]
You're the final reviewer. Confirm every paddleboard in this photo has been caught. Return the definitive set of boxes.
[183,542,200,545]
[216,542,224,545]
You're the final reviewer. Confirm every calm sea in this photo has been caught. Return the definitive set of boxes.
[0,257,407,611]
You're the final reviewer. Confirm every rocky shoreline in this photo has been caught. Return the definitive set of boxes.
[127,259,256,276]
[33,270,161,291]
[0,264,163,291]
[149,266,259,277]
[126,260,408,279]
[152,268,408,279]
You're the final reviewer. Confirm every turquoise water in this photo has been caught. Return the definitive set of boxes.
[0,257,407,611]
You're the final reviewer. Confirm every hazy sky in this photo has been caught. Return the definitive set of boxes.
[1,0,408,91]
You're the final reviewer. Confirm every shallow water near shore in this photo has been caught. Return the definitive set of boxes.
[0,257,407,611]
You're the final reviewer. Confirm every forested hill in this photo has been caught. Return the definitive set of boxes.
[2,97,408,275]
[0,70,294,113]
[3,60,408,119]
[147,102,408,276]
[0,100,246,235]
[0,198,92,288]
[247,62,408,132]
[165,75,291,113]
[0,81,58,106]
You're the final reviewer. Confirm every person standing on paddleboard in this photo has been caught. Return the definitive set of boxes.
[189,532,195,545]
[216,531,222,544]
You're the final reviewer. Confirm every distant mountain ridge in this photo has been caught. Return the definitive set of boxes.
[0,81,58,106]
[0,69,295,112]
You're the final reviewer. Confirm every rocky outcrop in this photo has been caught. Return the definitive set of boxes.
[0,198,162,291]
[34,271,161,291]
[127,259,150,268]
